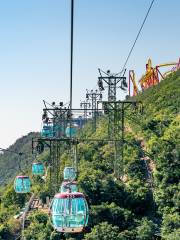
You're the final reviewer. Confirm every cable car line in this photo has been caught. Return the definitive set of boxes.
[120,0,155,74]
[69,0,74,112]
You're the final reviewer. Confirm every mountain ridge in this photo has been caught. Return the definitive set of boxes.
[0,132,39,185]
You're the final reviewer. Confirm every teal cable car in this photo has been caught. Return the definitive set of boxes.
[63,167,76,181]
[32,162,45,175]
[60,181,78,193]
[51,192,89,233]
[14,176,31,193]
[65,124,78,138]
[41,123,54,138]
[53,124,63,137]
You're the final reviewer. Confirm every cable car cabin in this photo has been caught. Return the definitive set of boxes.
[53,124,62,137]
[51,192,89,233]
[60,181,78,193]
[14,176,31,193]
[32,162,45,175]
[63,167,76,181]
[65,124,78,138]
[41,124,54,138]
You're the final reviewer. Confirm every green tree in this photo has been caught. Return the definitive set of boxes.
[90,202,133,230]
[2,185,27,208]
[136,218,156,240]
[50,231,63,240]
[161,213,180,239]
[23,222,51,240]
[27,211,49,225]
[84,222,120,240]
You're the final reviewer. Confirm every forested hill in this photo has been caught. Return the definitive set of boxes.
[0,132,39,185]
[130,70,180,238]
[0,71,179,240]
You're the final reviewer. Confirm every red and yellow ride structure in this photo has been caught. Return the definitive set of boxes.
[129,57,180,96]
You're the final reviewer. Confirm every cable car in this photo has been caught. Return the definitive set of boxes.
[14,176,31,193]
[41,123,54,138]
[53,124,62,137]
[32,162,45,175]
[51,192,89,233]
[65,124,78,138]
[60,181,78,193]
[63,167,76,181]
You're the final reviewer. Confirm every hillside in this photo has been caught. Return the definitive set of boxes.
[0,71,179,240]
[0,132,39,185]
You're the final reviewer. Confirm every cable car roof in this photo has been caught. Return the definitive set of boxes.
[54,192,85,199]
[32,162,43,165]
[61,180,77,185]
[16,176,29,179]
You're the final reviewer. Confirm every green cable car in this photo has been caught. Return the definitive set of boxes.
[65,124,78,138]
[53,124,64,137]
[51,192,89,233]
[41,123,54,138]
[14,176,31,193]
[63,167,76,181]
[32,162,45,175]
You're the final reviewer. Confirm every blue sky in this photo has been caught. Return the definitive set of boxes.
[0,0,179,148]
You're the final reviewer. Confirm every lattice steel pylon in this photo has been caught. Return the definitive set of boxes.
[49,140,61,194]
[98,69,129,178]
[98,69,127,137]
[80,100,91,122]
[86,89,102,131]
[68,140,78,175]
[98,69,127,101]
[32,102,72,196]
[98,69,143,177]
[102,99,143,178]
